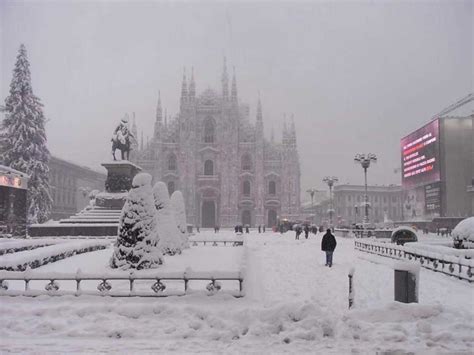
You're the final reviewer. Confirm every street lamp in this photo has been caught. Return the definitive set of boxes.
[306,188,318,224]
[322,176,338,227]
[354,153,377,225]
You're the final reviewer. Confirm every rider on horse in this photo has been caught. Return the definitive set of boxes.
[112,116,134,160]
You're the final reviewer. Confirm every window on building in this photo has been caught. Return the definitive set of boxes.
[241,154,252,171]
[204,160,214,175]
[168,154,177,171]
[243,180,251,196]
[203,118,215,143]
[268,181,276,195]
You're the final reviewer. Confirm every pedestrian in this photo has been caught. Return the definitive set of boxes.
[245,225,250,234]
[263,225,266,233]
[321,228,337,267]
[304,225,309,239]
[258,225,261,233]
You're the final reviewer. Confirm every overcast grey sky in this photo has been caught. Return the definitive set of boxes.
[1,0,472,198]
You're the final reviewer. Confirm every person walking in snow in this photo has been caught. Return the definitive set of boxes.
[304,225,309,239]
[321,228,337,267]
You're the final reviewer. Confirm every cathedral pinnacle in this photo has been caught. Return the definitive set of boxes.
[222,56,229,100]
[257,95,263,123]
[189,67,196,100]
[231,66,238,102]
[156,91,162,123]
[180,68,188,105]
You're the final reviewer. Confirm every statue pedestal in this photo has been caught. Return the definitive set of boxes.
[102,161,142,193]
[29,160,142,237]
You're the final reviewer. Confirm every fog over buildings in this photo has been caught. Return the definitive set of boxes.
[1,1,472,197]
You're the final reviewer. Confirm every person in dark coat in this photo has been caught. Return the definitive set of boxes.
[321,228,337,267]
[304,225,309,239]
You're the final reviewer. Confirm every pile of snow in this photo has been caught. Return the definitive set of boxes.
[170,190,189,248]
[153,182,182,255]
[452,217,474,249]
[0,238,66,255]
[110,173,163,270]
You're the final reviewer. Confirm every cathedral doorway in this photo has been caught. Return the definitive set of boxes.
[242,210,251,226]
[201,200,216,228]
[268,209,277,228]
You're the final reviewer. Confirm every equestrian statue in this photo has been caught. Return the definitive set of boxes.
[111,116,134,161]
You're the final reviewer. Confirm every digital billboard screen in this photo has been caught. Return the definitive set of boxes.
[401,119,440,188]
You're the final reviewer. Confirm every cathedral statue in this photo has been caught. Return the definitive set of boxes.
[111,115,134,161]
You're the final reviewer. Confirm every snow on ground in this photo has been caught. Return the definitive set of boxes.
[0,230,473,353]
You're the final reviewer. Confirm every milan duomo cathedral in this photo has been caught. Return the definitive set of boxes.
[131,59,300,228]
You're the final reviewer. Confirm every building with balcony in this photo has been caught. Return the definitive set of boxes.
[134,60,301,227]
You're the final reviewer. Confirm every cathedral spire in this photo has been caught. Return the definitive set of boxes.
[256,94,263,123]
[140,130,144,151]
[189,67,196,100]
[290,114,297,145]
[231,66,238,102]
[156,91,162,123]
[164,108,168,128]
[222,56,229,100]
[180,67,188,106]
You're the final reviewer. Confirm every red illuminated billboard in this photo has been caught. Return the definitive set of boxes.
[401,119,440,188]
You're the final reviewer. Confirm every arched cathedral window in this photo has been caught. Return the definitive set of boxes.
[241,154,252,171]
[168,154,177,171]
[203,118,215,143]
[268,181,276,195]
[243,180,251,196]
[204,160,214,175]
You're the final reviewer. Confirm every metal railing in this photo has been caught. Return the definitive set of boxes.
[355,239,473,282]
[0,270,244,297]
[190,240,243,247]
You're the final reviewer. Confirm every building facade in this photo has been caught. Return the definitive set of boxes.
[333,184,404,226]
[401,95,473,220]
[49,156,106,220]
[0,165,28,236]
[133,61,301,228]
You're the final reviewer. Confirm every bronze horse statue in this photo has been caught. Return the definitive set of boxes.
[111,125,132,161]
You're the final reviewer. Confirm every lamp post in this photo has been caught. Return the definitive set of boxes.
[354,153,377,225]
[306,188,318,224]
[323,176,338,227]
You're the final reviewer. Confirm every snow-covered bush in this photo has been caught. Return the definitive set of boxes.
[170,190,189,248]
[110,173,163,270]
[153,182,182,255]
[453,217,474,249]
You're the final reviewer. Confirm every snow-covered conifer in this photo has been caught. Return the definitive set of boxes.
[110,173,163,269]
[1,44,52,223]
[170,190,189,248]
[153,181,182,255]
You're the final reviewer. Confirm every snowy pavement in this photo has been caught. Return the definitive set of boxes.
[1,230,473,353]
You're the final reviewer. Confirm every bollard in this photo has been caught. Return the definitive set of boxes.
[394,262,419,303]
[348,267,355,309]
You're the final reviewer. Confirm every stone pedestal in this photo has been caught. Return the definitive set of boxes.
[102,161,142,193]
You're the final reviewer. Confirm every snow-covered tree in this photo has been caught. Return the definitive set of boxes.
[153,181,182,255]
[170,190,189,248]
[1,44,52,224]
[110,173,163,269]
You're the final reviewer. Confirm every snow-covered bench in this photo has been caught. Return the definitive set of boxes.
[190,240,244,247]
[0,268,244,298]
[0,240,111,271]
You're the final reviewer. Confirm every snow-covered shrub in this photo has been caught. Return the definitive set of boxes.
[153,182,182,255]
[453,217,474,249]
[110,173,163,270]
[170,190,189,249]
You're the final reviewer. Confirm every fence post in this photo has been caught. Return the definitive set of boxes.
[394,262,419,303]
[348,268,355,309]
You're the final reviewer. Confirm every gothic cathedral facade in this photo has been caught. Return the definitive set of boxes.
[133,60,300,228]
